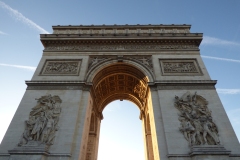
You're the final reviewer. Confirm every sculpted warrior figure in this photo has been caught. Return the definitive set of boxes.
[41,114,55,143]
[18,95,62,146]
[200,116,220,145]
[31,112,47,141]
[179,117,195,146]
[175,91,220,146]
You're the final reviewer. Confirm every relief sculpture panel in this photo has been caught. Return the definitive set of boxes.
[174,91,220,146]
[40,59,81,75]
[18,95,62,147]
[160,59,202,76]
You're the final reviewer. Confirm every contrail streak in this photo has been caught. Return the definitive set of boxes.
[0,63,36,71]
[217,88,240,94]
[201,55,240,63]
[0,30,7,35]
[0,1,49,34]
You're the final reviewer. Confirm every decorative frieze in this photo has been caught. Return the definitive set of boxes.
[159,59,202,76]
[87,55,153,75]
[18,95,62,148]
[88,56,112,71]
[174,91,220,146]
[53,28,190,35]
[40,59,81,76]
[44,44,198,51]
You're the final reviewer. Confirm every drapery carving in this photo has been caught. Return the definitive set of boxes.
[174,91,220,146]
[18,94,62,146]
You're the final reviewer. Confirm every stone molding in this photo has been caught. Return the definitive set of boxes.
[153,80,216,90]
[167,146,231,157]
[159,58,202,76]
[25,81,91,90]
[157,86,215,90]
[167,154,190,158]
[25,80,216,90]
[190,145,231,156]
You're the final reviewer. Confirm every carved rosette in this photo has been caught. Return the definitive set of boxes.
[174,91,220,146]
[18,95,62,147]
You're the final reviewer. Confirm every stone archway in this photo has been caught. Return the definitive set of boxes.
[85,63,156,160]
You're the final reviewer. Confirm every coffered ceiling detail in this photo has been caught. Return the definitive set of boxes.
[91,64,149,113]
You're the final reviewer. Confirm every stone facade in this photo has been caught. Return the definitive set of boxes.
[0,24,239,160]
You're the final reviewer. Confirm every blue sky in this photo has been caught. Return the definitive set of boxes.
[0,1,240,159]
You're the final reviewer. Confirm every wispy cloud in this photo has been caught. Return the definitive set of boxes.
[0,1,49,34]
[0,30,7,35]
[0,63,36,71]
[202,36,240,47]
[201,55,240,63]
[217,89,240,94]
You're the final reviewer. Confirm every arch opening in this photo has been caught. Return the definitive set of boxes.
[84,62,155,160]
[90,63,150,118]
[98,100,145,160]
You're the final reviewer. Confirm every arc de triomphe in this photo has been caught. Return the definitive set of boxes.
[0,24,240,160]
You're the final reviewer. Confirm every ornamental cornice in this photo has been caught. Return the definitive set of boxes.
[151,80,217,90]
[154,80,217,84]
[25,81,92,90]
[41,32,202,51]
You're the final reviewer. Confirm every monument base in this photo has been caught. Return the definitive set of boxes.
[8,141,49,160]
[190,145,231,156]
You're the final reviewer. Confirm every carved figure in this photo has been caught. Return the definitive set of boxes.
[174,91,220,146]
[179,117,195,146]
[44,61,79,74]
[88,57,106,69]
[18,95,62,146]
[163,62,197,73]
[31,112,47,141]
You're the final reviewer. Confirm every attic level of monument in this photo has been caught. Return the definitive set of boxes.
[52,24,192,33]
[40,24,202,52]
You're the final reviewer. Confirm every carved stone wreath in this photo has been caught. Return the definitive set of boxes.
[174,91,220,146]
